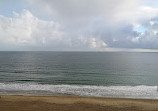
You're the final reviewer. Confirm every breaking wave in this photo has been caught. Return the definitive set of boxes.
[0,83,158,99]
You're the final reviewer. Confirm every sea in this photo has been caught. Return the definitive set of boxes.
[0,51,158,99]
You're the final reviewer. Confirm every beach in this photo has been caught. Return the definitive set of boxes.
[0,95,158,111]
[0,52,158,111]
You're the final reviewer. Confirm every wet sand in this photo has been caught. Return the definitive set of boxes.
[0,95,158,111]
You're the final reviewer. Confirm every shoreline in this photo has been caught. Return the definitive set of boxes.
[0,95,158,111]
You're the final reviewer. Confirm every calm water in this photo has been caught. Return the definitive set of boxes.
[0,52,158,98]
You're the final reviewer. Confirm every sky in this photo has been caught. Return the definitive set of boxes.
[1,0,158,51]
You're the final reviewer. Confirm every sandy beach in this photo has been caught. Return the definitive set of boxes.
[0,95,158,111]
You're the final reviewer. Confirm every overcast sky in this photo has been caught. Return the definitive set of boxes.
[1,0,158,51]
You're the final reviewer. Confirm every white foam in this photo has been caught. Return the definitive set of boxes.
[0,83,158,99]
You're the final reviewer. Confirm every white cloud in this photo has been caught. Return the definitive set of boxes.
[87,37,107,49]
[0,10,65,50]
[152,30,158,35]
[27,0,158,50]
[1,0,158,51]
[150,20,158,26]
[0,9,108,51]
[29,0,158,25]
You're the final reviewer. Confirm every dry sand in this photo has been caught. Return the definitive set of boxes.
[0,95,158,111]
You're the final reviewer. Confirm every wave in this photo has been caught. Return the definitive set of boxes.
[0,83,158,99]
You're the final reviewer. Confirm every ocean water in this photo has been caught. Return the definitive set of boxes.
[0,51,158,99]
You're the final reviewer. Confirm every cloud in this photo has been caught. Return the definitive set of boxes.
[130,19,158,49]
[0,9,108,51]
[1,0,158,51]
[0,10,65,50]
[27,0,158,50]
[29,0,158,24]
